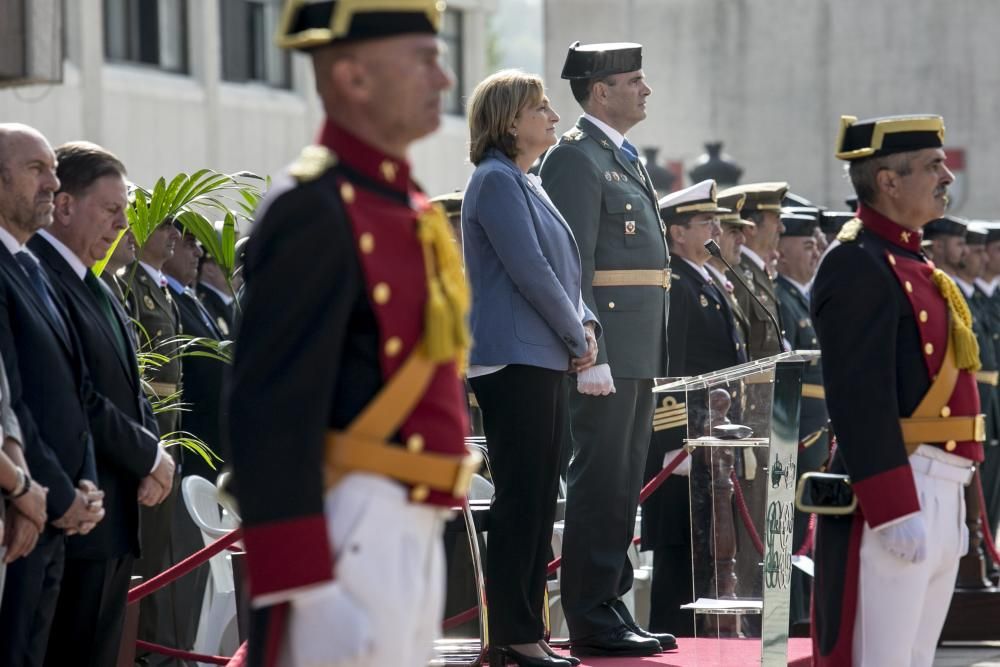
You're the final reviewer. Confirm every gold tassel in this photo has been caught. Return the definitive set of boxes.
[416,204,471,366]
[931,269,981,372]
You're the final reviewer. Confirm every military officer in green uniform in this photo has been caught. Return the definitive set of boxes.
[540,41,672,657]
[707,191,752,352]
[718,182,788,360]
[122,217,187,666]
[976,222,1000,545]
[774,211,830,630]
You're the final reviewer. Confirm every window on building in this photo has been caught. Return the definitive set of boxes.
[104,0,188,73]
[440,8,464,115]
[220,0,291,89]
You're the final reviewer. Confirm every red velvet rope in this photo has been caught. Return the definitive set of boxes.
[127,528,243,604]
[136,640,230,665]
[730,469,765,556]
[974,470,1000,568]
[441,449,691,631]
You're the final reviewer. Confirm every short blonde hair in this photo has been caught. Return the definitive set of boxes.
[467,69,544,166]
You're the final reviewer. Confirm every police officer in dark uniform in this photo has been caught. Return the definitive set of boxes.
[641,180,746,636]
[812,114,984,666]
[774,211,829,630]
[718,182,788,360]
[540,41,672,657]
[225,3,477,666]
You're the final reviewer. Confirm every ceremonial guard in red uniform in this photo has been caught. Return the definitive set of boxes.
[225,3,477,666]
[811,114,985,667]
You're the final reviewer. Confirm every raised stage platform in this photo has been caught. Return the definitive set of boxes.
[550,638,814,666]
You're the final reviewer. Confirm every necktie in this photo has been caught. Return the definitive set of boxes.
[184,288,221,337]
[621,139,639,163]
[15,251,70,342]
[84,270,128,357]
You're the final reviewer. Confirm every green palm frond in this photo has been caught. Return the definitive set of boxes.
[161,431,223,469]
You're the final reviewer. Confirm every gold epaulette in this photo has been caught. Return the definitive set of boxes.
[289,145,338,183]
[836,218,863,243]
[563,128,586,143]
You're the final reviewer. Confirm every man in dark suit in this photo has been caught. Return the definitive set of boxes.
[642,181,747,635]
[541,42,672,657]
[0,123,106,666]
[197,248,236,339]
[28,141,175,666]
[718,182,788,360]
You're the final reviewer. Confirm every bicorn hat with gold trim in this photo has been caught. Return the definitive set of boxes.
[835,114,945,161]
[658,179,730,223]
[276,0,443,51]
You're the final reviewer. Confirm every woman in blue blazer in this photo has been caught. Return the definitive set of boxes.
[463,70,599,667]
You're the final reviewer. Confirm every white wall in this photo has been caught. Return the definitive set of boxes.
[543,0,1000,216]
[0,0,493,200]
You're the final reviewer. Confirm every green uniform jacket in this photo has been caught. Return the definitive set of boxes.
[539,117,669,379]
[968,286,1000,446]
[734,253,782,360]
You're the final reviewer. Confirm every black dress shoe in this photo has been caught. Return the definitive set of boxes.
[541,648,581,666]
[569,625,661,657]
[490,646,573,667]
[626,624,678,650]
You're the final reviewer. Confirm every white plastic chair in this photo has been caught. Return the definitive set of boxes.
[182,475,240,666]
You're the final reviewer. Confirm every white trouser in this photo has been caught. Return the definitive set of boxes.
[852,447,971,667]
[284,473,447,667]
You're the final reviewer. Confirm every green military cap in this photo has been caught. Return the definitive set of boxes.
[820,211,855,236]
[276,0,442,51]
[923,215,967,239]
[835,114,945,161]
[718,181,789,213]
[560,41,642,79]
[717,191,754,227]
[657,179,729,224]
[780,212,819,237]
[430,190,463,216]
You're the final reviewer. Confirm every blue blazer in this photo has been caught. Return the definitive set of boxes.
[462,149,599,371]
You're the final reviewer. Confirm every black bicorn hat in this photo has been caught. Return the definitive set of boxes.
[923,215,968,239]
[276,0,441,51]
[780,211,819,237]
[820,211,856,236]
[835,114,945,161]
[561,41,643,80]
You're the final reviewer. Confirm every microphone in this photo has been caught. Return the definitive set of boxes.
[704,240,786,352]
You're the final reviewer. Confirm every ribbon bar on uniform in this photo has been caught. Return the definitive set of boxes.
[592,268,672,290]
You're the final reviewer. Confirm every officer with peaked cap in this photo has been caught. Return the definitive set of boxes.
[811,114,983,666]
[540,41,672,657]
[640,180,747,635]
[975,222,1000,547]
[708,191,753,347]
[717,182,788,360]
[774,211,829,630]
[226,2,477,666]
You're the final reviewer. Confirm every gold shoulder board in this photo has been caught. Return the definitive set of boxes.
[836,218,863,243]
[290,145,338,183]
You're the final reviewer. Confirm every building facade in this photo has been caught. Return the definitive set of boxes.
[0,0,494,198]
[543,0,1000,216]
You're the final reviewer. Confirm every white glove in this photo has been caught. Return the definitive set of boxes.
[577,363,616,396]
[873,514,927,564]
[662,449,691,476]
[287,582,373,666]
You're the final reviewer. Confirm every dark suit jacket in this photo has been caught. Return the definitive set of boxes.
[0,243,96,518]
[30,235,160,558]
[196,283,235,339]
[169,283,227,479]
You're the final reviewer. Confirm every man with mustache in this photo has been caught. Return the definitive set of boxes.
[0,123,105,666]
[540,42,673,657]
[28,140,172,666]
[812,114,982,666]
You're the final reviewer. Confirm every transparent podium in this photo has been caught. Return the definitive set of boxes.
[653,351,818,666]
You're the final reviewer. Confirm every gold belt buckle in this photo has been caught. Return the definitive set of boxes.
[662,270,672,291]
[975,414,987,442]
[452,449,483,497]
